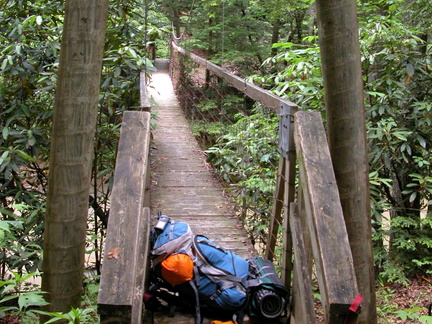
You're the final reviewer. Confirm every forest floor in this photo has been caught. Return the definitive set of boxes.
[311,276,432,323]
[375,276,432,323]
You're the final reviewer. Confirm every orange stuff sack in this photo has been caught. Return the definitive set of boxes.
[161,253,194,286]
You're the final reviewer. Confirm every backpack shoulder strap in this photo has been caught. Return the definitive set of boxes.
[189,280,201,324]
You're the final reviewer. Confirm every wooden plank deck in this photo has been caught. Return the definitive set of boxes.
[145,59,256,323]
[148,59,255,258]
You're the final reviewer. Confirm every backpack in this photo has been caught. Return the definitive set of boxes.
[191,235,250,312]
[150,218,194,266]
[147,215,289,323]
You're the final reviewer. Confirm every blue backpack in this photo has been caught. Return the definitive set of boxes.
[192,235,250,312]
[148,216,288,324]
[150,219,194,266]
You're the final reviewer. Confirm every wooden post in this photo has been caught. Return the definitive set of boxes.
[290,202,316,324]
[140,71,151,112]
[266,102,297,270]
[280,103,297,287]
[265,157,285,261]
[294,111,359,323]
[98,111,152,323]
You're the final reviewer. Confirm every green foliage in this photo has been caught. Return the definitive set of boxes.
[0,272,48,321]
[0,0,157,278]
[359,3,432,281]
[246,0,432,281]
[42,307,99,324]
[0,0,61,276]
[0,207,44,278]
[249,37,324,112]
[0,271,100,323]
[377,285,432,323]
[206,108,279,248]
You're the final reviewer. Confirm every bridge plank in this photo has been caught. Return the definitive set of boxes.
[98,111,151,323]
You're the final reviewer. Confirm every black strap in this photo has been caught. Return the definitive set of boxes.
[189,280,202,324]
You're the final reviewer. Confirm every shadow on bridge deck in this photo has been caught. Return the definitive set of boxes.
[149,58,255,258]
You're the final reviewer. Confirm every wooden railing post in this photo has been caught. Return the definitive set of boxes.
[265,103,297,289]
[140,71,151,112]
[139,71,151,208]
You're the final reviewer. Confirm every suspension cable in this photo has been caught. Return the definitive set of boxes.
[171,0,196,45]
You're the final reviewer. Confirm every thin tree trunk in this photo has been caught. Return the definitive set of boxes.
[315,0,377,322]
[41,0,109,316]
[271,19,281,56]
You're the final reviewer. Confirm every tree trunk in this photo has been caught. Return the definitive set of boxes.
[271,19,281,56]
[41,0,109,316]
[315,0,377,323]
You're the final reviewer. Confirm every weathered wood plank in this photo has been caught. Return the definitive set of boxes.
[148,58,257,320]
[98,111,151,323]
[290,202,316,324]
[265,158,285,261]
[267,102,297,264]
[172,42,297,113]
[294,111,359,323]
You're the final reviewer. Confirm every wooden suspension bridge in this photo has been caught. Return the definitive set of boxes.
[96,43,361,324]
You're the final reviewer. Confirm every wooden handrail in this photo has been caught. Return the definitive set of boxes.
[293,111,360,323]
[171,42,297,113]
[97,111,151,323]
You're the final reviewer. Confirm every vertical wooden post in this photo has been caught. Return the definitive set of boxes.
[290,202,316,324]
[279,103,297,287]
[265,103,296,261]
[41,0,109,316]
[139,71,151,208]
[265,157,285,261]
[140,71,151,112]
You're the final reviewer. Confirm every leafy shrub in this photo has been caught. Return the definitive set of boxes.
[206,108,279,249]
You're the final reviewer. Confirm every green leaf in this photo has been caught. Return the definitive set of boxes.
[16,150,35,162]
[406,63,415,76]
[2,127,8,140]
[0,295,18,304]
[28,137,36,146]
[36,16,43,26]
[0,150,9,165]
[409,191,417,203]
[419,315,432,323]
[417,135,426,148]
[18,291,49,311]
[1,58,7,70]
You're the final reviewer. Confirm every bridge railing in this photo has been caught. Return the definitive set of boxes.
[97,76,152,322]
[171,43,361,323]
